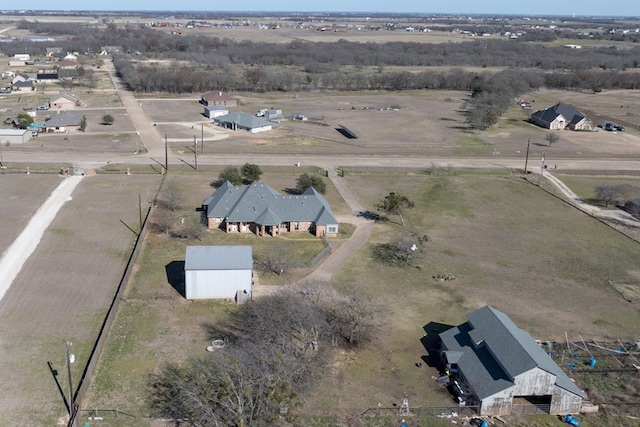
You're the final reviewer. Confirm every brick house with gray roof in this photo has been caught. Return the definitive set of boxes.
[439,306,583,416]
[203,181,339,237]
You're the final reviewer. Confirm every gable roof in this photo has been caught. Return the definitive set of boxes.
[205,181,338,226]
[0,129,30,136]
[531,103,586,125]
[50,91,80,104]
[204,105,229,113]
[201,91,235,102]
[440,306,583,399]
[215,112,271,129]
[44,111,82,128]
[185,245,253,271]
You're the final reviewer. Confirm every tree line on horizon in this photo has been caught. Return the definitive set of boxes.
[4,21,640,130]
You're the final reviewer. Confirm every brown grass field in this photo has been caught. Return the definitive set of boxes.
[72,167,640,427]
[0,173,162,426]
[1,19,640,424]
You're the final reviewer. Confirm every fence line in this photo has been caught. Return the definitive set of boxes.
[582,108,640,132]
[68,176,165,427]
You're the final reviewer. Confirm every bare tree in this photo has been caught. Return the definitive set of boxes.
[156,209,174,235]
[594,185,619,207]
[615,184,638,204]
[323,285,383,346]
[148,286,383,423]
[545,132,560,147]
[172,216,204,240]
[255,245,291,276]
[161,179,183,212]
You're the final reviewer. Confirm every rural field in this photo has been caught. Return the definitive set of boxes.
[0,173,162,427]
[1,13,640,427]
[76,166,640,427]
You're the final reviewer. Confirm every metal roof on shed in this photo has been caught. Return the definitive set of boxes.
[185,245,253,271]
[0,129,30,136]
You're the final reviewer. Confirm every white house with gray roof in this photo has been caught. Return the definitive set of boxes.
[530,103,592,131]
[203,181,339,237]
[214,112,272,133]
[44,111,82,132]
[439,306,583,416]
[184,245,253,300]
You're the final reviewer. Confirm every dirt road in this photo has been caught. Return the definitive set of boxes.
[544,171,640,229]
[0,175,82,302]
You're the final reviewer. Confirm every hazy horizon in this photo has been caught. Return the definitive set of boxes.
[2,0,640,18]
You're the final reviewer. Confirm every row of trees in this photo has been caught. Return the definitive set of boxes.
[215,165,327,194]
[149,286,382,425]
[113,56,640,94]
[594,184,639,207]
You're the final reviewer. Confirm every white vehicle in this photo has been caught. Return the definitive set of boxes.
[256,109,268,117]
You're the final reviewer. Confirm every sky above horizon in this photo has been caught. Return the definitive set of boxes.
[5,1,640,17]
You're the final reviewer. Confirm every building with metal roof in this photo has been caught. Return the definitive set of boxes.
[0,129,32,144]
[203,181,339,237]
[184,245,253,300]
[214,112,272,133]
[439,306,583,416]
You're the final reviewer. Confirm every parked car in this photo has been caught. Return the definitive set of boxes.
[0,87,10,93]
[37,105,49,111]
[616,125,625,131]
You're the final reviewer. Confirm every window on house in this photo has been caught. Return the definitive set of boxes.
[328,226,337,234]
[293,221,299,231]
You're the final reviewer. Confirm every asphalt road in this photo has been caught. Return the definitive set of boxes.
[2,61,640,173]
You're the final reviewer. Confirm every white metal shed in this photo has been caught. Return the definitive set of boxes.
[0,129,31,144]
[184,245,253,300]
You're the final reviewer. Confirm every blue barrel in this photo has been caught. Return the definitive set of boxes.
[589,357,596,367]
[565,414,580,426]
[480,421,488,427]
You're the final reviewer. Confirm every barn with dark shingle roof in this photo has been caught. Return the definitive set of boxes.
[439,306,583,416]
[203,181,339,237]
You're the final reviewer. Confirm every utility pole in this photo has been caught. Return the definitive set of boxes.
[539,151,546,185]
[0,139,5,171]
[66,341,75,419]
[201,123,204,153]
[164,134,168,173]
[193,135,198,170]
[524,138,530,174]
